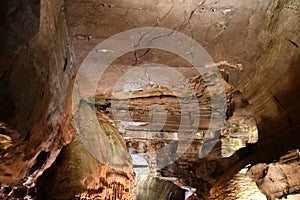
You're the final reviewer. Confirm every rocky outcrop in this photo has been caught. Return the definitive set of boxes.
[36,99,135,199]
[210,167,267,200]
[136,174,185,200]
[37,131,135,200]
[248,150,300,200]
[94,77,258,198]
[0,0,137,193]
[0,0,73,189]
[73,100,133,172]
[65,0,300,163]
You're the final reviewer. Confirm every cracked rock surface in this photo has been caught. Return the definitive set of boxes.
[0,0,299,199]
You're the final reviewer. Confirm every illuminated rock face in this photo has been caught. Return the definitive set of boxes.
[248,150,300,200]
[92,77,258,198]
[136,174,185,200]
[36,131,135,200]
[0,0,299,199]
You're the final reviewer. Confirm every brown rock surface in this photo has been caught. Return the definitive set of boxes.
[37,131,135,200]
[0,0,299,199]
[136,174,185,200]
[248,150,300,200]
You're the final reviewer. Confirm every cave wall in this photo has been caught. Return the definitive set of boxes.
[0,1,136,199]
[37,131,135,200]
[64,0,300,147]
[237,0,300,162]
[211,0,300,194]
[0,0,299,199]
[0,0,73,185]
[0,0,40,121]
[64,0,300,169]
[63,0,300,198]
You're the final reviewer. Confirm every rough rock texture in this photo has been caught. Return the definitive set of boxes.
[65,0,300,170]
[248,150,300,200]
[99,74,228,132]
[95,76,257,198]
[36,100,135,199]
[136,174,185,200]
[0,0,73,187]
[0,0,135,199]
[37,132,135,200]
[210,168,267,200]
[0,0,300,199]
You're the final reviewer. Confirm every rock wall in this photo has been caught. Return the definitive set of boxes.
[64,0,300,166]
[0,0,73,187]
[248,150,300,199]
[235,0,300,163]
[0,0,299,199]
[37,131,135,200]
[136,174,185,200]
[0,0,40,122]
[0,1,135,199]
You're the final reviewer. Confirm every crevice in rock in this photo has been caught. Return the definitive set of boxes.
[29,151,50,175]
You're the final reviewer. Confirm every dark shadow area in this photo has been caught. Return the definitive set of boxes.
[0,0,40,122]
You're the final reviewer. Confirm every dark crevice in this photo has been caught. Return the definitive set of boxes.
[0,70,8,80]
[287,39,299,48]
[63,57,68,72]
[24,131,30,141]
[29,151,50,175]
[273,95,286,110]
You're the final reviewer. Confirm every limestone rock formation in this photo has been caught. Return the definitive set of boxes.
[37,131,135,200]
[136,174,185,200]
[248,150,300,200]
[73,100,133,172]
[0,0,299,199]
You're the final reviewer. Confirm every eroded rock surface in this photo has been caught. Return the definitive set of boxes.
[0,0,299,199]
[37,132,135,200]
[248,150,300,200]
[93,76,258,198]
[136,174,185,200]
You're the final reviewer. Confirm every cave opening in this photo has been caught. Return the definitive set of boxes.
[86,57,261,199]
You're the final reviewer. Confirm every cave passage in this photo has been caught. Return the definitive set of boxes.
[0,0,300,199]
[90,65,261,199]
